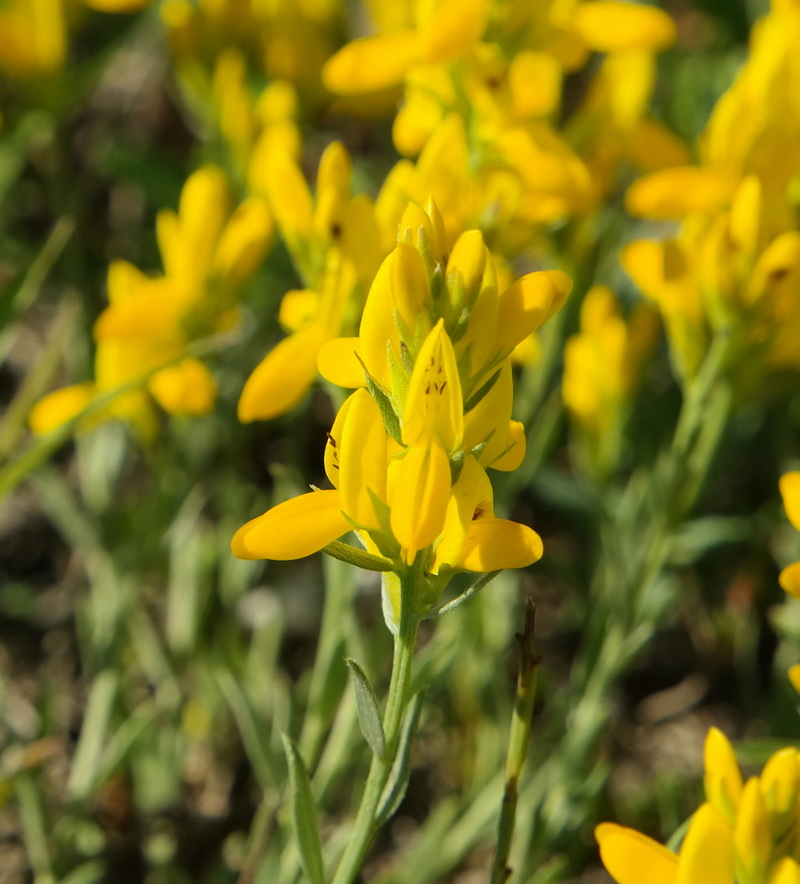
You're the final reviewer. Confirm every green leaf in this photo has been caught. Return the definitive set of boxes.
[68,670,119,800]
[281,734,326,884]
[217,669,280,790]
[435,571,500,615]
[345,658,386,758]
[376,690,425,825]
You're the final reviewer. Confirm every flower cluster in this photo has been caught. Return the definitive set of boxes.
[0,0,150,78]
[598,727,800,884]
[623,0,800,386]
[238,141,386,421]
[562,285,658,478]
[30,166,273,438]
[233,199,568,628]
[322,0,680,256]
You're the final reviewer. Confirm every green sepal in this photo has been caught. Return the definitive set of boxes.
[345,658,386,758]
[281,734,326,884]
[464,368,501,414]
[450,449,466,485]
[362,355,404,445]
[322,540,394,572]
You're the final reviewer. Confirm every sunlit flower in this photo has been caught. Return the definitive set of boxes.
[31,167,273,437]
[598,728,800,884]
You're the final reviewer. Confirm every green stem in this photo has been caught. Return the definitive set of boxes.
[331,574,421,884]
[516,332,737,874]
[490,600,540,884]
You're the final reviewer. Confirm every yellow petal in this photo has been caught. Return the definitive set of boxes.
[625,167,735,220]
[760,747,799,818]
[82,0,150,11]
[232,490,350,560]
[317,337,366,388]
[626,118,691,171]
[148,358,217,416]
[29,383,96,435]
[237,328,327,422]
[770,858,800,884]
[279,289,322,333]
[339,389,388,529]
[433,454,493,572]
[419,0,487,63]
[106,260,151,305]
[212,198,274,287]
[596,822,678,884]
[322,31,422,95]
[779,562,800,600]
[391,242,433,338]
[359,251,402,389]
[676,803,734,884]
[488,420,526,471]
[495,270,572,355]
[457,519,543,571]
[390,443,451,559]
[510,51,561,118]
[403,320,463,451]
[780,473,800,532]
[572,2,676,53]
[255,150,313,243]
[733,778,771,880]
[703,727,743,822]
[94,278,186,342]
[789,664,800,694]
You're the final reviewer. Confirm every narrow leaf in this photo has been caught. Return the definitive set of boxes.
[376,690,425,825]
[345,658,386,758]
[281,734,326,884]
[68,670,119,799]
[435,571,500,615]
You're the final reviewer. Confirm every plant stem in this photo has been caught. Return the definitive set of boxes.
[491,600,540,884]
[331,572,421,884]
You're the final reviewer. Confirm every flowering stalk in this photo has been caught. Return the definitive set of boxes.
[233,197,565,881]
[331,566,422,884]
[490,599,539,884]
[515,329,737,871]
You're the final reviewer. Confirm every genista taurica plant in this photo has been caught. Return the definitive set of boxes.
[2,1,800,882]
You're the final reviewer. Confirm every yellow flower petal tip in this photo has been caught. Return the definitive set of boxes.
[458,520,543,572]
[238,329,327,422]
[231,490,350,560]
[780,472,800,532]
[29,384,97,435]
[595,822,678,884]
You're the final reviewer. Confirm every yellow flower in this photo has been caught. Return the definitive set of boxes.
[233,201,555,628]
[563,285,658,476]
[238,142,385,422]
[596,803,734,884]
[32,167,272,437]
[599,728,800,884]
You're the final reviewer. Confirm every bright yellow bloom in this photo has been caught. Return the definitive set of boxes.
[599,728,800,884]
[32,167,272,437]
[238,142,385,421]
[563,285,658,477]
[233,197,557,628]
